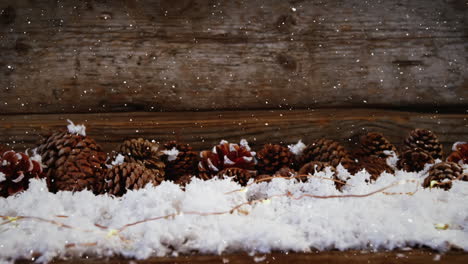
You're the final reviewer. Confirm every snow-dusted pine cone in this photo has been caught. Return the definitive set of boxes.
[198,140,256,179]
[256,144,294,174]
[162,141,198,180]
[0,151,43,197]
[299,139,354,168]
[423,162,463,190]
[354,132,397,159]
[218,167,256,186]
[397,148,434,172]
[37,131,107,193]
[103,162,164,196]
[447,142,468,165]
[348,156,394,181]
[118,138,165,172]
[403,129,443,160]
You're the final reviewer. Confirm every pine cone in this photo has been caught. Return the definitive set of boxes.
[348,156,394,181]
[423,162,463,190]
[37,131,107,193]
[397,148,434,172]
[218,167,256,186]
[103,162,163,196]
[404,129,443,160]
[256,144,294,174]
[173,174,195,186]
[274,167,297,178]
[118,138,165,172]
[162,141,198,181]
[0,151,43,197]
[354,132,397,159]
[198,140,256,179]
[447,142,468,165]
[299,139,354,168]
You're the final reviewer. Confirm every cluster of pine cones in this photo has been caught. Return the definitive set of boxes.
[0,127,466,198]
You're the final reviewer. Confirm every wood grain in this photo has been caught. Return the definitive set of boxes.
[0,109,466,154]
[43,251,468,264]
[0,0,467,114]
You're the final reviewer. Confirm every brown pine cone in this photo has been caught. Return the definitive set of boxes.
[37,131,107,193]
[348,156,394,181]
[404,129,443,160]
[397,148,434,172]
[423,162,463,190]
[118,138,165,172]
[162,141,199,181]
[173,174,195,186]
[198,140,256,179]
[274,167,297,178]
[354,132,397,159]
[256,144,294,174]
[103,162,164,196]
[218,167,257,186]
[299,139,354,169]
[447,142,468,165]
[0,150,44,197]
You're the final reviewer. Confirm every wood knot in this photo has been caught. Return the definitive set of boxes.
[277,53,297,71]
[0,6,16,25]
[99,12,113,20]
[14,41,31,54]
[275,14,296,32]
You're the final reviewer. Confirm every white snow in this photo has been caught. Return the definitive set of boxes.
[111,154,125,166]
[67,119,86,136]
[239,139,251,151]
[162,148,180,162]
[384,150,398,169]
[29,148,43,164]
[0,172,5,182]
[452,142,466,151]
[288,140,306,156]
[0,168,467,262]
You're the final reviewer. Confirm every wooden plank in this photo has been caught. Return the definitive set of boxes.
[43,251,468,264]
[0,0,467,114]
[0,109,466,155]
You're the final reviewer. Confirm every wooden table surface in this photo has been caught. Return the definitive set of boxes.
[44,250,468,264]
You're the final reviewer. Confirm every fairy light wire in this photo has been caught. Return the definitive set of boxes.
[0,177,427,250]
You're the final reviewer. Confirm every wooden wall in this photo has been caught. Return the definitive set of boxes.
[0,0,467,153]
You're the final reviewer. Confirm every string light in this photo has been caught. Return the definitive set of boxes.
[0,178,432,251]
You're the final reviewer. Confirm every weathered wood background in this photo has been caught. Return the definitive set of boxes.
[0,0,467,113]
[1,1,468,263]
[0,0,467,151]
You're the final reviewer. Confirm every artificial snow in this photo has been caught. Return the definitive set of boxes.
[110,154,125,167]
[288,140,306,156]
[0,168,467,262]
[66,120,86,136]
[452,142,467,151]
[0,172,5,182]
[162,148,179,162]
